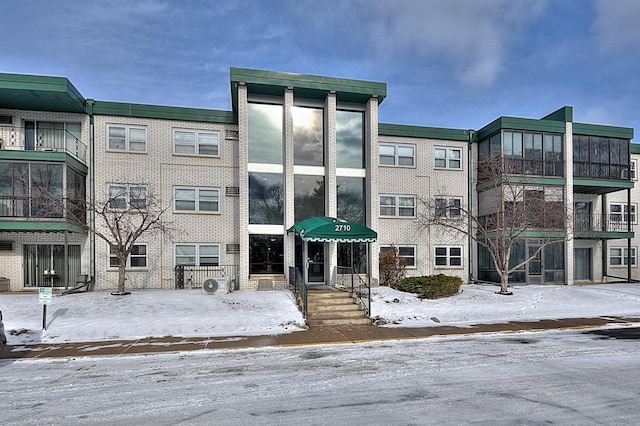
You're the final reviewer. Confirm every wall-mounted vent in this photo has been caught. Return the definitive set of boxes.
[225,129,239,140]
[0,115,13,126]
[226,186,240,197]
[0,241,14,251]
[226,243,240,253]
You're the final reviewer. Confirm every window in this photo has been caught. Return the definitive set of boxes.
[435,246,463,267]
[609,203,636,223]
[609,247,636,266]
[109,244,147,268]
[175,244,220,266]
[379,195,415,217]
[173,130,220,156]
[631,160,637,180]
[379,144,415,166]
[174,187,220,213]
[435,197,462,218]
[108,125,147,152]
[380,245,416,267]
[108,184,147,210]
[434,147,462,169]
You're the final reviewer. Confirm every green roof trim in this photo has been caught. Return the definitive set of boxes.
[230,67,387,111]
[0,221,86,233]
[0,150,88,173]
[541,106,573,122]
[631,143,640,154]
[0,72,85,113]
[379,123,471,141]
[476,117,566,140]
[573,122,634,139]
[91,100,236,124]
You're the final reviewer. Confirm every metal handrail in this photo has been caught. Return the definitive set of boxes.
[574,213,635,233]
[288,266,307,318]
[0,126,87,162]
[336,266,371,316]
[174,265,239,290]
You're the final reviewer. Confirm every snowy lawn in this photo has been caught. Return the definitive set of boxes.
[1,283,640,345]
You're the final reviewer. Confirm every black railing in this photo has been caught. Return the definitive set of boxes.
[574,214,634,233]
[288,266,307,318]
[174,265,239,290]
[336,266,371,316]
[0,126,87,162]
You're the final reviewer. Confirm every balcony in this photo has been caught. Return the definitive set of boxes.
[574,213,634,239]
[0,195,86,233]
[0,126,87,163]
[573,162,630,181]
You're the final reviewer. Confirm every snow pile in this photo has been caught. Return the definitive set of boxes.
[1,283,640,345]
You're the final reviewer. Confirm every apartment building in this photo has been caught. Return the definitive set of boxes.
[0,68,635,293]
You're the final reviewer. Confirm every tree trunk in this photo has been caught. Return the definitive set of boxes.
[117,259,127,294]
[498,273,512,295]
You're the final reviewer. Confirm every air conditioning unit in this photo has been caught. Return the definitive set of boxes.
[202,277,228,295]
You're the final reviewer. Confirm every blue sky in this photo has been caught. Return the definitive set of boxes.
[2,0,639,138]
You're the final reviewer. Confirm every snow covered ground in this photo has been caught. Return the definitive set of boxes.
[1,283,640,346]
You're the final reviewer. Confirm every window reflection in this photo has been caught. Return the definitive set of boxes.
[293,106,324,166]
[249,172,283,224]
[337,111,364,168]
[337,177,365,224]
[294,175,324,222]
[250,234,284,274]
[248,103,283,164]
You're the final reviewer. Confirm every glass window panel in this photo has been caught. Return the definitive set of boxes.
[337,177,365,224]
[379,145,396,165]
[249,172,283,224]
[249,234,284,274]
[293,106,324,166]
[294,175,325,222]
[336,110,364,168]
[248,103,283,164]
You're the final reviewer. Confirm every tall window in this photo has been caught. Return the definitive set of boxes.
[174,187,219,213]
[107,125,147,152]
[434,147,462,169]
[109,244,147,268]
[249,172,283,224]
[249,234,284,274]
[337,177,365,224]
[435,246,462,267]
[380,194,415,217]
[380,144,415,166]
[336,110,364,168]
[294,175,324,222]
[293,106,324,166]
[175,244,220,266]
[173,130,220,156]
[248,103,283,164]
[108,184,147,210]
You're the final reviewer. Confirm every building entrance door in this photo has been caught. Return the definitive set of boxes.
[306,241,324,284]
[574,248,592,281]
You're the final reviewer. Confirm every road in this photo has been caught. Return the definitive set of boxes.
[1,327,639,425]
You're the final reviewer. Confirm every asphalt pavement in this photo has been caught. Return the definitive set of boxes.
[2,315,639,360]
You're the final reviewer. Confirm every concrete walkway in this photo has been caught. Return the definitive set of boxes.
[2,315,639,360]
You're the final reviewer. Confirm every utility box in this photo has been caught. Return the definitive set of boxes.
[0,277,9,292]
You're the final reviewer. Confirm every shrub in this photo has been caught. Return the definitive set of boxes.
[391,274,463,299]
[379,245,406,286]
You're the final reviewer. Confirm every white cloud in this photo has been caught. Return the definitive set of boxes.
[592,0,640,54]
[364,0,546,87]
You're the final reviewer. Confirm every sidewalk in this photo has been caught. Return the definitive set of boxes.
[3,315,639,360]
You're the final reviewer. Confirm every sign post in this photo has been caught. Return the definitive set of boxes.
[39,287,52,330]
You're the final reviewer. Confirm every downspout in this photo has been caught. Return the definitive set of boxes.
[467,129,475,283]
[602,193,608,280]
[86,99,96,282]
[628,187,632,282]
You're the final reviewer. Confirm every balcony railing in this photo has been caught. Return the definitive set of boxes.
[0,126,87,163]
[574,213,634,233]
[479,157,564,181]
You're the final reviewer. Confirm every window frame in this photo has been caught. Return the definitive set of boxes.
[109,243,148,269]
[107,125,147,152]
[630,159,637,180]
[434,196,463,218]
[107,184,147,211]
[379,143,416,167]
[174,187,220,213]
[173,129,220,157]
[434,147,462,170]
[380,245,416,268]
[434,246,463,268]
[174,243,220,267]
[609,246,637,267]
[609,202,637,224]
[379,194,416,218]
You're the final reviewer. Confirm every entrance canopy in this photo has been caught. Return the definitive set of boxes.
[287,217,377,242]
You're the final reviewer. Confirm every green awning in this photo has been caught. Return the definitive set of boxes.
[287,217,377,242]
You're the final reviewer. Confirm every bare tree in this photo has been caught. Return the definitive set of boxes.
[66,184,172,295]
[417,155,570,295]
[379,245,407,286]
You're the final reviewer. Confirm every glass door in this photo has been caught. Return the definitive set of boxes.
[306,241,324,283]
[574,248,592,281]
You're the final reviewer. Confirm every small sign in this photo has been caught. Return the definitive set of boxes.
[39,287,53,305]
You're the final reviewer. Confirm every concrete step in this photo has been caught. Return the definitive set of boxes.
[308,303,363,312]
[307,317,372,327]
[308,309,368,320]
